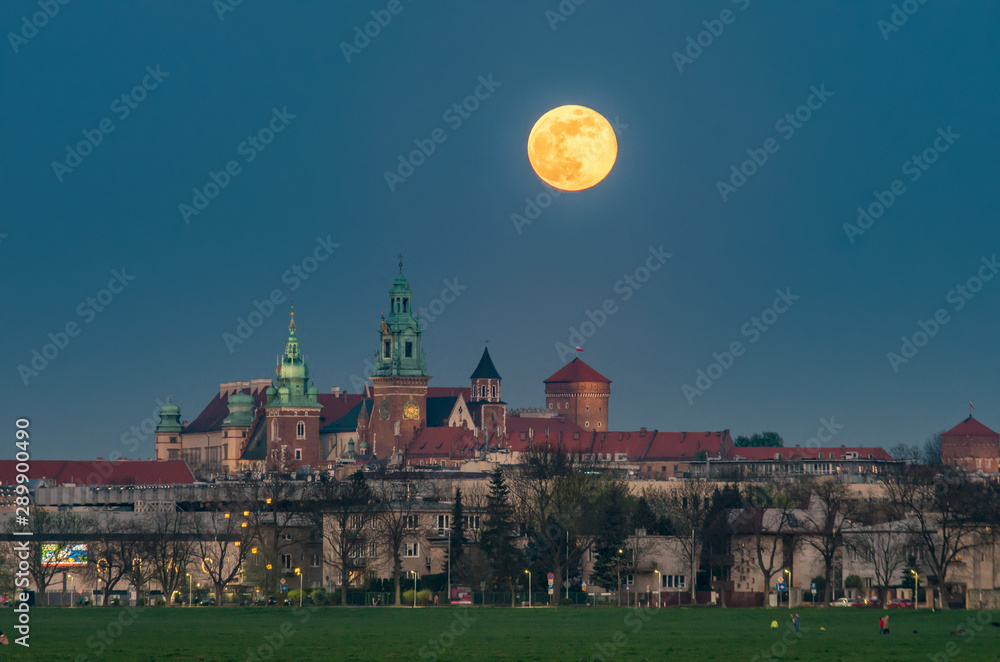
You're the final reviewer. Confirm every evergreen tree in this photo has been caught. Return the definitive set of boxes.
[450,487,467,568]
[589,490,631,595]
[480,467,521,605]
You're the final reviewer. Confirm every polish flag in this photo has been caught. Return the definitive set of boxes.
[970,402,975,410]
[575,346,584,353]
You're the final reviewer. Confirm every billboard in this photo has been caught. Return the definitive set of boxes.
[40,543,88,568]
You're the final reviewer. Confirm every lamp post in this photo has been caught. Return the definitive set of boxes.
[784,569,791,610]
[653,570,661,607]
[186,573,192,608]
[410,571,417,608]
[295,568,302,607]
[617,549,624,607]
[524,570,531,607]
[910,570,919,610]
[447,526,451,605]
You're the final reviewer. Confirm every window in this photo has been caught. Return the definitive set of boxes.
[436,515,450,531]
[405,341,413,358]
[404,543,419,558]
[295,449,302,460]
[281,554,291,570]
[281,533,293,541]
[665,575,685,589]
[311,554,320,567]
[169,436,178,444]
[585,422,590,428]
[384,340,391,358]
[296,421,305,439]
[463,515,480,530]
[977,458,982,468]
[404,515,419,529]
[491,385,496,399]
[403,297,408,311]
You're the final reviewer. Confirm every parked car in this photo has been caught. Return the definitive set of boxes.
[851,597,881,607]
[830,597,851,607]
[199,597,216,606]
[888,598,914,608]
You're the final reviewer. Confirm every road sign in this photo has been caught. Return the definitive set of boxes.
[581,581,588,592]
[811,583,816,592]
[776,582,787,591]
[547,573,554,588]
[548,588,554,595]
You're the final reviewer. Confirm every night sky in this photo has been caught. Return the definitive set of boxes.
[3,1,999,460]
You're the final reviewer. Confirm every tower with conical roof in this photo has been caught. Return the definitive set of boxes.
[469,345,506,438]
[544,357,611,431]
[262,308,322,469]
[154,396,184,461]
[370,258,430,459]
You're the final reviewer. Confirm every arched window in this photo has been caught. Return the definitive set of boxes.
[296,421,305,439]
[491,385,497,399]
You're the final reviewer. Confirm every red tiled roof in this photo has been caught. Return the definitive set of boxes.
[942,416,999,438]
[726,446,894,462]
[316,393,367,427]
[503,416,590,452]
[184,385,270,433]
[544,358,611,384]
[0,460,195,486]
[428,387,471,401]
[407,427,481,460]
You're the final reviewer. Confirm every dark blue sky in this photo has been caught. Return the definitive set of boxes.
[3,1,999,460]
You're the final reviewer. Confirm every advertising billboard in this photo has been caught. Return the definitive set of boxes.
[40,543,88,567]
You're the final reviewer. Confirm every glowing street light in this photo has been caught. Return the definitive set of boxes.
[653,569,661,608]
[409,570,417,608]
[524,570,531,608]
[186,573,192,608]
[784,569,791,610]
[295,568,303,607]
[911,570,919,610]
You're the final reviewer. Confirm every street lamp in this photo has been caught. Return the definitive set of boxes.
[524,570,531,608]
[910,570,919,610]
[653,570,661,607]
[784,569,791,610]
[186,573,192,608]
[409,570,417,608]
[295,568,302,607]
[617,549,624,607]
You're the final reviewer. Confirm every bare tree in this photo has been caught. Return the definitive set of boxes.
[372,474,420,605]
[652,480,714,603]
[795,479,855,603]
[732,482,801,608]
[309,471,375,605]
[7,510,92,605]
[191,510,256,606]
[85,516,136,607]
[145,509,194,606]
[847,524,910,605]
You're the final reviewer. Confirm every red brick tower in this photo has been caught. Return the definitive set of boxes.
[544,357,611,431]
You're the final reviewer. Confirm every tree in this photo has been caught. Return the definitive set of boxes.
[450,487,467,570]
[734,432,783,448]
[699,483,744,605]
[923,434,942,466]
[589,485,632,602]
[310,471,374,605]
[847,524,910,605]
[85,516,141,607]
[881,465,986,609]
[8,510,92,605]
[145,509,194,607]
[372,474,420,606]
[795,479,855,603]
[480,467,521,606]
[191,509,256,606]
[732,482,801,608]
[650,480,713,602]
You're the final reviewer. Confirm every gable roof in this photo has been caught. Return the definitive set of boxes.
[544,358,611,384]
[470,347,501,380]
[942,416,999,438]
[0,460,195,486]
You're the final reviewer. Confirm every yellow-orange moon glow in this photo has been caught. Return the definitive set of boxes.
[527,105,617,191]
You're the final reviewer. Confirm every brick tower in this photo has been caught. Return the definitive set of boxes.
[544,357,611,431]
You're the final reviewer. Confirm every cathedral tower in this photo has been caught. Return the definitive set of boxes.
[370,260,430,459]
[469,345,506,438]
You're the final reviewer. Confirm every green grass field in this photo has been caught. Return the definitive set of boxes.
[4,605,999,661]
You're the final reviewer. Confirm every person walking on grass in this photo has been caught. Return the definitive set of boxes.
[882,613,889,634]
[792,613,800,633]
[879,615,885,635]
[771,619,778,632]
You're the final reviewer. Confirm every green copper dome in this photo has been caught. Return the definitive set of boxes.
[156,396,183,433]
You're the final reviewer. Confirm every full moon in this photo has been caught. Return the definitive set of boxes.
[527,105,617,191]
